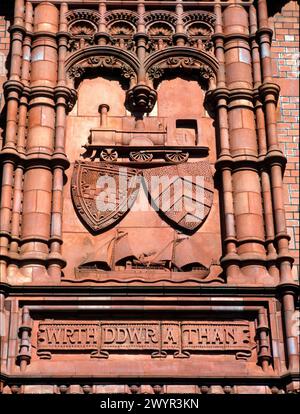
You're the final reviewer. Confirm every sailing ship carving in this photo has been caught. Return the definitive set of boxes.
[75,230,216,278]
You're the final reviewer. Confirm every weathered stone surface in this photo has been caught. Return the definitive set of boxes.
[0,0,299,394]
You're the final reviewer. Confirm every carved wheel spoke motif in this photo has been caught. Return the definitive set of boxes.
[165,152,189,163]
[100,149,118,162]
[129,151,153,162]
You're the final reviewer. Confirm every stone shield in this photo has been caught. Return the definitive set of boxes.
[143,161,214,232]
[71,161,141,232]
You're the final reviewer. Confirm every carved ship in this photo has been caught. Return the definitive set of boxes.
[74,231,222,283]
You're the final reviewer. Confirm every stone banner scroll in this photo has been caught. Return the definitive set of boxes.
[37,320,254,360]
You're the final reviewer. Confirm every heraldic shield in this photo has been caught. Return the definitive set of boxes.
[72,161,141,232]
[143,161,214,233]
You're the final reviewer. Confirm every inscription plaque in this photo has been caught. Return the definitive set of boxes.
[37,320,254,360]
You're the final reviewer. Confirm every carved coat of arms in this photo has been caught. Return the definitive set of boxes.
[71,161,141,232]
[72,161,214,233]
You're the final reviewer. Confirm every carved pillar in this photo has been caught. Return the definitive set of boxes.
[0,0,25,281]
[249,5,278,279]
[211,3,240,281]
[125,0,156,117]
[7,2,33,280]
[48,2,71,278]
[223,4,267,278]
[173,0,188,47]
[20,2,59,280]
[256,0,299,374]
[96,1,109,46]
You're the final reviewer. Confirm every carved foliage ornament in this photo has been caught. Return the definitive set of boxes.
[148,57,215,82]
[67,56,136,81]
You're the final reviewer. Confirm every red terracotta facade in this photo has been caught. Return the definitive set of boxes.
[0,0,299,394]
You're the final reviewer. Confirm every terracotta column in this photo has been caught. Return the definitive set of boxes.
[125,1,156,120]
[48,2,71,278]
[95,1,109,46]
[249,5,278,279]
[7,2,34,280]
[173,0,187,47]
[20,2,59,281]
[0,0,25,281]
[211,3,240,281]
[135,0,147,85]
[223,4,267,277]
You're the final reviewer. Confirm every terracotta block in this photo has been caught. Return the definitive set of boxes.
[223,6,249,36]
[235,214,265,240]
[33,2,59,34]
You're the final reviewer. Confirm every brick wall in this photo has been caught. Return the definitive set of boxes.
[269,0,300,281]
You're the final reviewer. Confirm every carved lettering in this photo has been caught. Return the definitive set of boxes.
[37,320,254,360]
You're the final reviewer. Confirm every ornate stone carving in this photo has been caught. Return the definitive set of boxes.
[108,22,136,51]
[143,162,214,232]
[182,11,216,28]
[69,21,97,37]
[72,161,213,234]
[105,9,139,26]
[147,56,215,86]
[109,21,135,37]
[66,9,101,26]
[187,22,213,37]
[125,84,157,113]
[71,161,141,232]
[144,10,177,27]
[147,22,174,51]
[37,320,254,360]
[67,55,136,82]
[66,9,100,51]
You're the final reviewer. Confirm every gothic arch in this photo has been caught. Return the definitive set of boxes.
[144,47,218,90]
[65,45,139,89]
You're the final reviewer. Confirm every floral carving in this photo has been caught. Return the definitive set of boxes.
[147,57,215,88]
[69,21,96,37]
[148,66,165,80]
[187,22,213,37]
[148,22,174,37]
[68,66,85,79]
[67,56,136,82]
[108,22,136,52]
[109,22,135,36]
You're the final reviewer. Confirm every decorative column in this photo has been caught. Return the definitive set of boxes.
[209,2,240,281]
[256,0,299,375]
[7,1,33,280]
[48,2,71,278]
[0,0,25,282]
[20,2,59,281]
[95,0,109,46]
[126,0,157,116]
[223,4,267,279]
[173,0,188,47]
[249,5,278,279]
